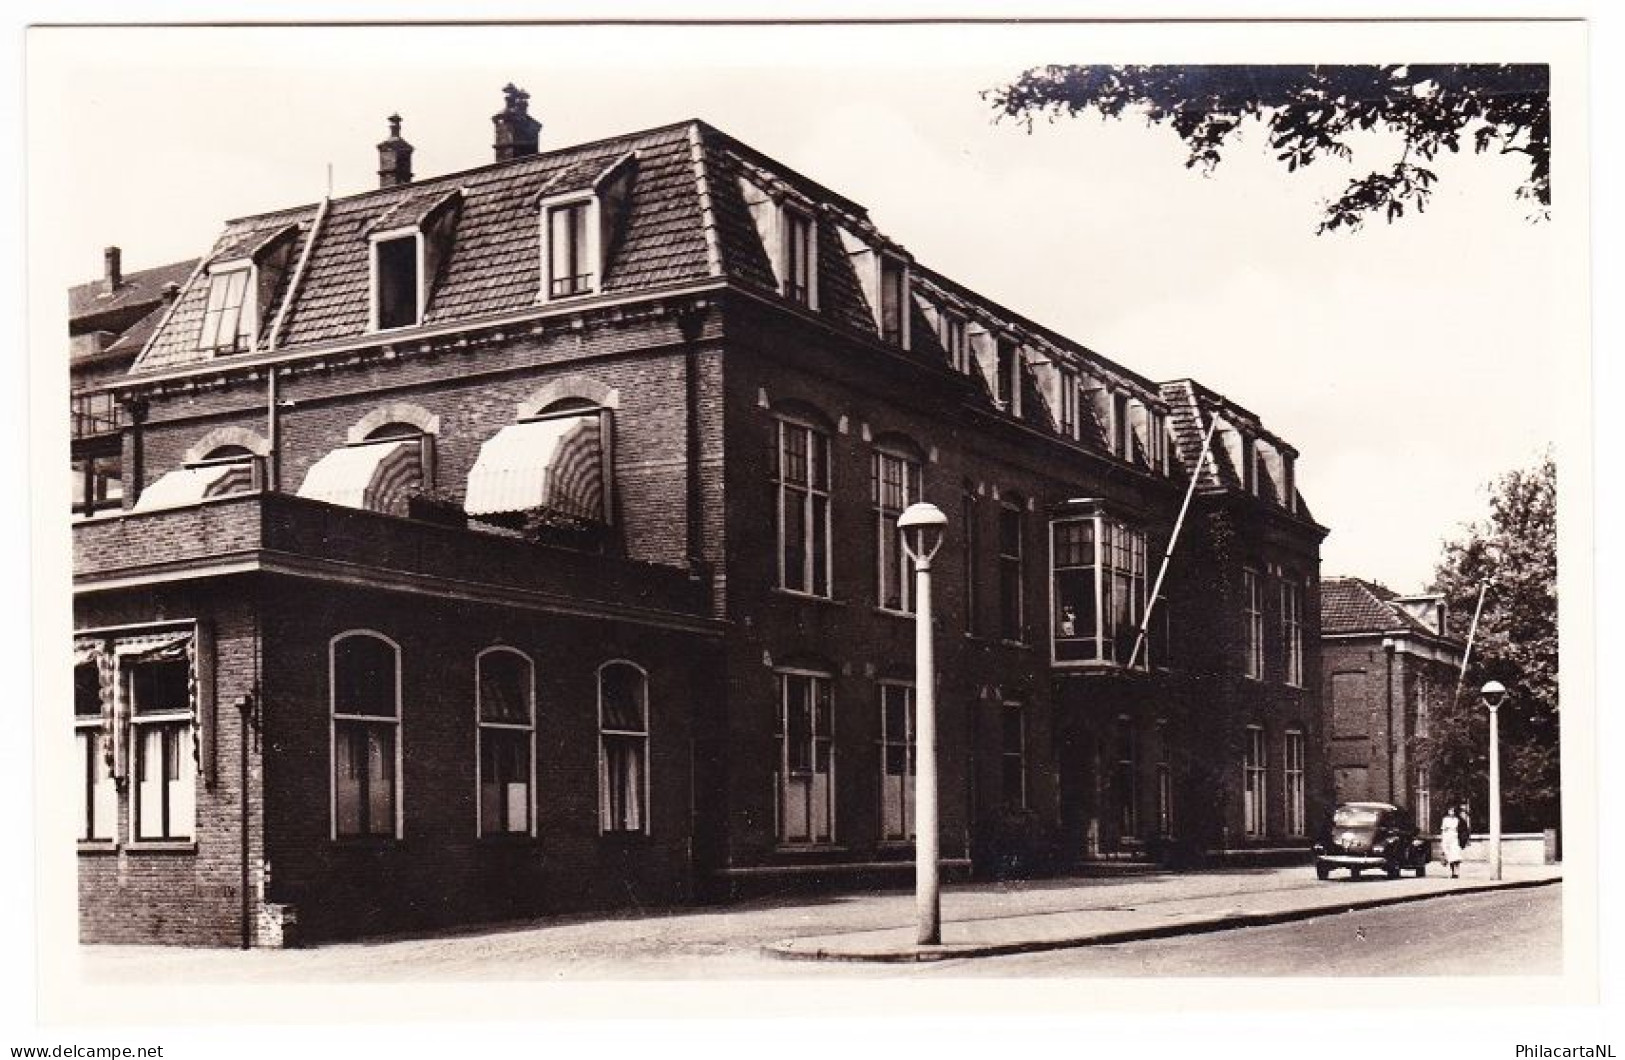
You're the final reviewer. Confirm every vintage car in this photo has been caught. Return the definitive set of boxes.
[1313,801,1430,880]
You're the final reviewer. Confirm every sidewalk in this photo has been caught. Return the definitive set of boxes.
[764,862,1562,963]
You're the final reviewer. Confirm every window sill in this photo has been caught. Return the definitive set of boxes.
[76,840,118,855]
[774,843,847,855]
[873,607,916,621]
[598,829,653,842]
[997,639,1033,651]
[331,835,403,848]
[126,840,197,854]
[478,832,541,846]
[770,587,844,607]
[876,839,917,850]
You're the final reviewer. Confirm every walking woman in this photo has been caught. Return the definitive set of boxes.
[1440,803,1466,878]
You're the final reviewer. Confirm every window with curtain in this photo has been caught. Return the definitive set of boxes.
[1243,725,1267,837]
[1281,579,1305,687]
[131,658,195,842]
[1284,729,1306,837]
[74,661,115,842]
[772,417,832,597]
[873,448,921,613]
[1243,570,1265,680]
[599,662,649,834]
[548,200,593,298]
[477,649,534,837]
[777,671,834,844]
[331,633,400,839]
[878,683,914,841]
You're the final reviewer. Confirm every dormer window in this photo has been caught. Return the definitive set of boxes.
[939,312,968,373]
[546,199,594,299]
[995,338,1021,415]
[1059,367,1079,439]
[784,207,815,306]
[198,265,254,353]
[372,233,421,330]
[878,256,909,346]
[366,188,462,332]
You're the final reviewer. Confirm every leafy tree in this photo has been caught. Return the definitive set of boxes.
[1420,454,1558,831]
[987,64,1550,232]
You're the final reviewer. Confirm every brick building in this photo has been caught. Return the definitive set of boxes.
[1320,577,1464,830]
[70,248,199,516]
[70,87,1328,946]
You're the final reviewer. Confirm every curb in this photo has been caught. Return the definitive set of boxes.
[762,874,1561,963]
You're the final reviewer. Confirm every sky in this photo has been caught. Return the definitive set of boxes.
[27,21,1582,591]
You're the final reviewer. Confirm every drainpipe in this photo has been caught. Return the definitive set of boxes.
[1382,637,1396,803]
[266,368,281,493]
[123,396,149,508]
[676,303,707,574]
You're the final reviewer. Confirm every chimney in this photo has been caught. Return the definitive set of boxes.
[103,246,122,292]
[491,83,541,162]
[377,114,414,189]
[160,281,181,304]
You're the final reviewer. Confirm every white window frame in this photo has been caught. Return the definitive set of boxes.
[1281,578,1305,687]
[1049,511,1149,669]
[128,655,196,844]
[877,681,915,842]
[1243,569,1265,680]
[876,254,910,348]
[939,311,969,373]
[773,415,833,598]
[1284,728,1306,837]
[475,647,537,838]
[781,205,819,309]
[597,660,651,835]
[538,193,602,303]
[74,664,117,843]
[1243,724,1267,838]
[873,446,922,614]
[329,630,404,841]
[197,259,256,354]
[368,227,426,331]
[776,668,836,845]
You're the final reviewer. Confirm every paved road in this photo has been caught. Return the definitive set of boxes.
[82,869,1560,982]
[929,885,1562,977]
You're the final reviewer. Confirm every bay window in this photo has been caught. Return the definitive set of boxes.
[1050,508,1149,667]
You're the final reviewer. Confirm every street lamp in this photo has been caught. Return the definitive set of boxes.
[1480,679,1507,881]
[898,501,947,946]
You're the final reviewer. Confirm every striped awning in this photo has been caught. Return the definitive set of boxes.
[464,414,604,520]
[296,440,421,514]
[133,462,255,512]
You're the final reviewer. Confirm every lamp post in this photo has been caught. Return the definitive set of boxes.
[1480,680,1507,881]
[898,501,947,946]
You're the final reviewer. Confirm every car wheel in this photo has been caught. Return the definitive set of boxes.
[1386,864,1401,880]
[1348,868,1360,879]
[1416,863,1427,878]
[1316,864,1330,881]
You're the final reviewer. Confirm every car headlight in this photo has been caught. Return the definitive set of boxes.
[1372,841,1387,855]
[1312,843,1325,854]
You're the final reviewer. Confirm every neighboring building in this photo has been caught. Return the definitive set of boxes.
[1320,577,1464,830]
[70,248,199,516]
[70,86,1328,946]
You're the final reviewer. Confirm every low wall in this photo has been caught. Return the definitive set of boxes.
[1430,832,1558,865]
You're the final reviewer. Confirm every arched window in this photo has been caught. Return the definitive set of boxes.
[772,408,832,597]
[477,648,535,837]
[299,420,431,516]
[466,390,614,527]
[331,632,401,839]
[871,438,923,613]
[597,662,648,834]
